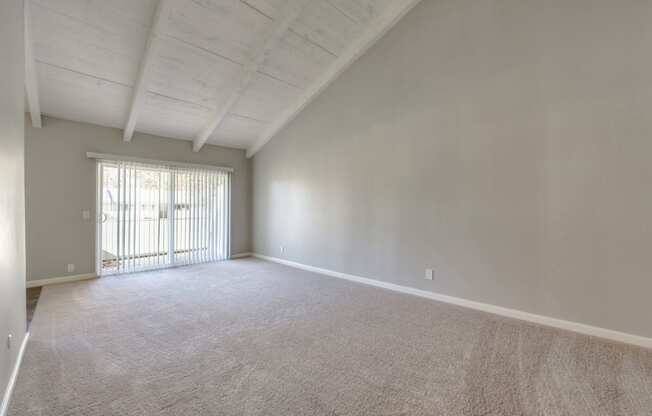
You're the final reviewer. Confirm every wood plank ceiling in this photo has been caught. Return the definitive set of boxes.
[26,0,420,155]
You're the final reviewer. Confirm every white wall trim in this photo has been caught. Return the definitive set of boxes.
[230,252,252,259]
[0,333,29,416]
[26,273,97,288]
[251,253,652,350]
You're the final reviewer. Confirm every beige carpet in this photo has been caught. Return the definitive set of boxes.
[10,258,652,415]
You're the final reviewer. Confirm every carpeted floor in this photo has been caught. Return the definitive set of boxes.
[9,258,652,415]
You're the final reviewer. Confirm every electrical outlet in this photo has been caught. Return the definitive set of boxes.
[67,263,76,273]
[280,246,285,254]
[425,268,434,280]
[82,209,91,220]
[7,334,12,350]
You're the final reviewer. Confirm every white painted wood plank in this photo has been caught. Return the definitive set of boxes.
[242,0,288,19]
[30,1,151,86]
[148,36,242,110]
[37,62,132,130]
[208,114,269,149]
[123,0,172,142]
[30,0,411,150]
[166,0,274,65]
[31,0,158,28]
[231,73,302,122]
[327,0,391,24]
[193,0,312,152]
[136,92,215,141]
[290,0,361,56]
[260,29,337,89]
[247,0,423,157]
[24,0,42,128]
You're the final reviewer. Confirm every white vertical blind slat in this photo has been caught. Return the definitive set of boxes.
[97,160,230,276]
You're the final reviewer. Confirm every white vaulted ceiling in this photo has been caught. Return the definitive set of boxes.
[25,0,421,156]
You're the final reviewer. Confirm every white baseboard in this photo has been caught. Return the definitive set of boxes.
[230,252,252,259]
[252,253,652,350]
[0,332,29,416]
[26,273,97,288]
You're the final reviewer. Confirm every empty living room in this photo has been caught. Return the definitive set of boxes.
[2,0,652,415]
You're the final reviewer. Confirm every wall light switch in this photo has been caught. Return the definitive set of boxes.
[7,334,12,350]
[82,210,91,220]
[425,268,434,280]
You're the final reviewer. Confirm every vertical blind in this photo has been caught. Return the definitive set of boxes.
[96,159,231,275]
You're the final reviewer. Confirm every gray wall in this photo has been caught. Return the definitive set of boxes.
[25,118,252,281]
[253,0,652,338]
[0,0,27,404]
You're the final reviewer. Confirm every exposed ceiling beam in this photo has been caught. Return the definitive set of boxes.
[24,0,42,128]
[246,0,423,158]
[123,0,171,142]
[192,0,312,152]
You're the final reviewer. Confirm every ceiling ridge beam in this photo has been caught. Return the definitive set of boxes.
[123,0,172,142]
[246,0,424,158]
[25,0,42,128]
[192,0,312,152]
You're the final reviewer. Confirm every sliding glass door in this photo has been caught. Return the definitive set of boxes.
[96,159,231,276]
